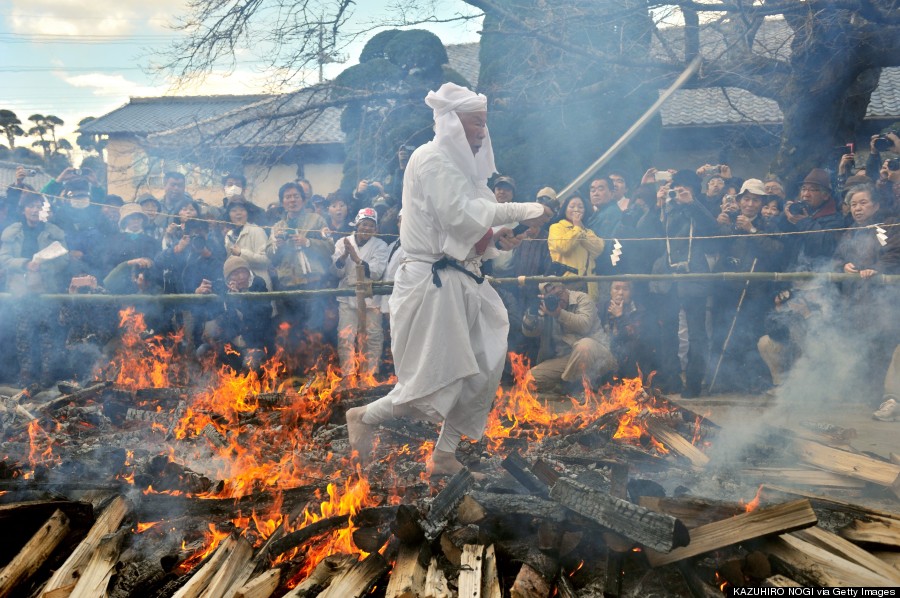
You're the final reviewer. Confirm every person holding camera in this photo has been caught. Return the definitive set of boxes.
[776,168,844,272]
[709,179,784,393]
[522,282,616,394]
[645,169,717,397]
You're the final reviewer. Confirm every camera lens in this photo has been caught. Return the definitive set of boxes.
[543,294,560,312]
[874,136,893,153]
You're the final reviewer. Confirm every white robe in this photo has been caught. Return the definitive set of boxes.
[375,141,543,440]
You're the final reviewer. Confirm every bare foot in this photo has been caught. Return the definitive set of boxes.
[346,406,375,464]
[426,449,486,481]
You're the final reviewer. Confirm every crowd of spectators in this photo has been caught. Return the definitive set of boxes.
[3,133,900,421]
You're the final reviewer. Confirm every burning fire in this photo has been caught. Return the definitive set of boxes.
[107,308,186,390]
[742,486,764,513]
[484,353,677,454]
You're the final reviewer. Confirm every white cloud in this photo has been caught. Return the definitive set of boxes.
[8,0,184,37]
[62,73,165,98]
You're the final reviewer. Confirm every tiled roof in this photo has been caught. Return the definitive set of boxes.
[868,68,900,121]
[78,95,274,135]
[446,43,481,87]
[148,86,344,148]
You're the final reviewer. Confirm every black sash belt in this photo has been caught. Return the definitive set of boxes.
[431,257,484,288]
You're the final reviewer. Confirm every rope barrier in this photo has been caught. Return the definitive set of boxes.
[8,184,898,244]
[2,271,898,304]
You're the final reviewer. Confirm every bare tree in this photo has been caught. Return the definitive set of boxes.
[160,0,900,183]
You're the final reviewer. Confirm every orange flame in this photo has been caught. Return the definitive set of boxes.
[742,485,764,513]
[136,521,162,533]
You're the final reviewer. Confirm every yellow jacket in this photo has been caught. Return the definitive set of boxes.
[548,220,605,299]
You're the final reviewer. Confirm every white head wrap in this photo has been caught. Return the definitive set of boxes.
[424,83,496,181]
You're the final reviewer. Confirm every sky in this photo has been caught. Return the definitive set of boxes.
[1,0,483,151]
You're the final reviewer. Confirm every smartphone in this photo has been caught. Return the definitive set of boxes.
[512,223,530,236]
[847,143,855,154]
[655,171,672,183]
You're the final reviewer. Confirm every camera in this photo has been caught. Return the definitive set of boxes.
[73,168,82,176]
[787,201,808,216]
[190,233,207,251]
[543,294,560,312]
[874,132,898,153]
[887,159,900,171]
[654,171,671,183]
[666,189,677,202]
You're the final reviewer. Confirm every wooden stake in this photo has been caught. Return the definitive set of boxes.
[172,534,239,598]
[198,535,253,598]
[481,545,501,598]
[384,544,426,598]
[645,499,818,567]
[233,569,281,598]
[68,531,125,598]
[282,554,357,598]
[458,544,484,598]
[317,552,388,598]
[41,495,129,598]
[423,557,451,598]
[0,509,70,598]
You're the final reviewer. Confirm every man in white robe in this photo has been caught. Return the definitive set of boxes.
[346,83,552,477]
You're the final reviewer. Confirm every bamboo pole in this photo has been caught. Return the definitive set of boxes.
[7,271,900,306]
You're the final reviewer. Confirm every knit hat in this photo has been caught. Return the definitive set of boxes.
[223,256,251,279]
[118,203,148,227]
[738,178,767,198]
[802,168,832,192]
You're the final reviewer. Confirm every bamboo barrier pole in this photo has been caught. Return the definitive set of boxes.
[1,271,899,304]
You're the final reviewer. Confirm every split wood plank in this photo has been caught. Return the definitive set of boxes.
[509,564,550,598]
[482,545,501,598]
[872,551,900,571]
[423,557,452,598]
[68,531,126,598]
[198,535,252,598]
[645,499,818,567]
[759,484,900,520]
[791,526,900,584]
[458,544,484,598]
[839,516,900,548]
[766,534,896,587]
[233,569,281,598]
[282,554,358,598]
[530,459,560,488]
[644,418,709,467]
[172,534,240,598]
[792,438,900,496]
[550,477,689,553]
[741,467,865,488]
[384,544,426,598]
[0,509,70,598]
[555,574,576,598]
[41,495,129,598]
[317,552,388,598]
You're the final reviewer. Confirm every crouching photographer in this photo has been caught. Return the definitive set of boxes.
[521,281,616,395]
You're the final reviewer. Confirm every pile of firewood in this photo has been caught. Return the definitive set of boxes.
[1,379,900,596]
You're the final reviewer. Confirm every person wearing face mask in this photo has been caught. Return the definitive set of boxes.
[222,174,248,205]
[105,203,159,274]
[52,179,107,278]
